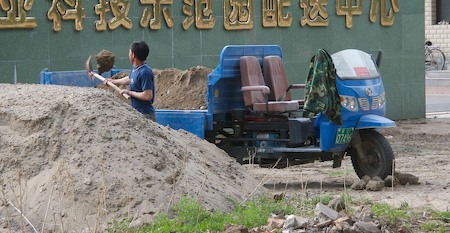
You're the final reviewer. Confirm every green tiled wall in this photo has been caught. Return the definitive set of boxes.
[0,0,424,119]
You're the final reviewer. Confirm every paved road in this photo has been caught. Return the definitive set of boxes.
[426,85,450,113]
[425,71,450,115]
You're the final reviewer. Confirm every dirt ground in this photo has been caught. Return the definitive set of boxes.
[245,117,450,212]
[0,67,449,232]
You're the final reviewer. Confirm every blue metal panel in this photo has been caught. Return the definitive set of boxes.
[38,68,129,87]
[318,114,356,152]
[356,114,396,129]
[155,110,208,139]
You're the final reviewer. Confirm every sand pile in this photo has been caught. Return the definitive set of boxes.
[100,66,211,110]
[0,84,263,232]
[154,66,211,110]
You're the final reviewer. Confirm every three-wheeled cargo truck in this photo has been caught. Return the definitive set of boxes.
[39,45,396,179]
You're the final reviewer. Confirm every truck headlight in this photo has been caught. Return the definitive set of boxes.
[340,95,358,111]
[378,92,386,108]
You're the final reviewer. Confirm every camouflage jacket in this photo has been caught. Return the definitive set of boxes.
[303,49,342,125]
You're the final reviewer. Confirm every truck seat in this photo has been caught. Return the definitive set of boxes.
[240,56,299,113]
[263,56,305,107]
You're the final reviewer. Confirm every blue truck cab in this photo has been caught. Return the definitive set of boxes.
[203,45,395,179]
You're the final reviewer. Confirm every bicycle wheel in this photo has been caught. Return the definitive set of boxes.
[426,48,446,71]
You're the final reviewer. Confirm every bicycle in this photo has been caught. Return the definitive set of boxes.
[425,41,446,71]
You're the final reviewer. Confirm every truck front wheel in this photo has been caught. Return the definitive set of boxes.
[350,130,394,179]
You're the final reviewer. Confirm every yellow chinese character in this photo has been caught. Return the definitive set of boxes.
[224,0,253,30]
[336,0,362,28]
[300,0,328,27]
[95,0,110,31]
[182,0,215,30]
[262,0,292,28]
[109,0,132,29]
[140,0,174,30]
[0,0,37,29]
[369,0,399,26]
[48,0,85,31]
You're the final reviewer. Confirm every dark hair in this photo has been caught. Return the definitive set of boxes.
[130,41,149,61]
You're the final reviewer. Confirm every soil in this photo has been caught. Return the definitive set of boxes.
[153,66,210,110]
[0,67,449,232]
[100,66,211,110]
[0,82,261,232]
[245,118,450,212]
[95,50,115,75]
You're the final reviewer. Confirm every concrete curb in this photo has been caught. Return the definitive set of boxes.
[425,71,450,86]
[426,111,450,118]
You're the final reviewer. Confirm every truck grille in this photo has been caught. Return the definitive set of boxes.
[371,97,380,110]
[358,98,370,111]
[358,97,381,111]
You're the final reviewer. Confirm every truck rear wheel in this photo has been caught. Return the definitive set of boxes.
[351,130,394,179]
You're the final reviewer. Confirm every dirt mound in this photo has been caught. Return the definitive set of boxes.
[96,66,211,110]
[154,66,211,110]
[0,84,263,232]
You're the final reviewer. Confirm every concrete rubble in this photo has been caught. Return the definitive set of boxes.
[222,197,389,233]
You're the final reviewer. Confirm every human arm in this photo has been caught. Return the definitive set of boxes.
[120,89,153,101]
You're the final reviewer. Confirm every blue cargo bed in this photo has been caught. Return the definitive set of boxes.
[156,110,207,139]
[39,68,208,139]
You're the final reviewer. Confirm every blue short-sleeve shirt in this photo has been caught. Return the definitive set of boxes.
[129,64,155,114]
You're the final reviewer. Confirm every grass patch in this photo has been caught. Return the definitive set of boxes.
[108,196,295,233]
[421,221,450,233]
[432,211,450,223]
[371,202,410,225]
[228,196,295,228]
[421,210,450,233]
[107,194,449,233]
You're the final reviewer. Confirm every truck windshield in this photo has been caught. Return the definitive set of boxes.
[331,49,379,80]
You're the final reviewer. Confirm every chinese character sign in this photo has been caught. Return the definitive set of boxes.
[47,0,85,32]
[336,0,362,28]
[95,0,132,31]
[140,0,174,30]
[0,1,400,31]
[262,0,292,28]
[224,0,254,30]
[369,0,399,26]
[300,0,328,27]
[0,0,37,29]
[182,0,215,30]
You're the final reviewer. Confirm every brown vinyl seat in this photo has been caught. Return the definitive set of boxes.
[240,56,299,113]
[263,55,305,106]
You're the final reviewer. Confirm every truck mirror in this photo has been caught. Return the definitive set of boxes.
[375,50,382,68]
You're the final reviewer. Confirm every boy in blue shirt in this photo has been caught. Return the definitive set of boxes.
[107,41,156,121]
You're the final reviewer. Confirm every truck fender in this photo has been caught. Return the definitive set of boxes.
[355,114,396,129]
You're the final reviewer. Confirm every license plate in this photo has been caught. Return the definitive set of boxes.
[335,128,354,144]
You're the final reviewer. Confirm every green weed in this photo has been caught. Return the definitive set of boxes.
[108,195,294,233]
[229,195,294,228]
[432,211,450,223]
[420,210,450,232]
[371,202,410,225]
[107,194,449,233]
[421,221,450,233]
